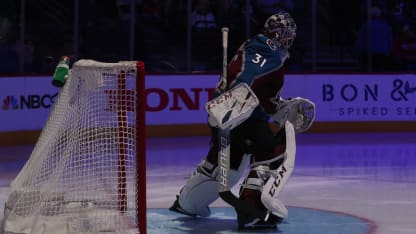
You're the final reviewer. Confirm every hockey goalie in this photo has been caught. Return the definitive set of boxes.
[170,10,316,230]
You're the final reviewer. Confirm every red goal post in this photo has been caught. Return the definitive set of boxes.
[2,60,147,234]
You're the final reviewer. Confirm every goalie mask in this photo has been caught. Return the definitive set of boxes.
[264,12,297,49]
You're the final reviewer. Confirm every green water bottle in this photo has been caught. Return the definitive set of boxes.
[52,56,70,87]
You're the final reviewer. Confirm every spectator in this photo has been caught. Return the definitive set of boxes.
[328,0,362,61]
[0,39,19,74]
[253,0,294,24]
[355,6,393,72]
[191,0,219,70]
[392,24,416,71]
[191,0,217,30]
[254,0,294,15]
[0,16,12,42]
[116,0,142,22]
[389,0,411,35]
[0,14,19,74]
[216,0,250,53]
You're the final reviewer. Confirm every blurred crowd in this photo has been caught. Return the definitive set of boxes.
[0,0,416,74]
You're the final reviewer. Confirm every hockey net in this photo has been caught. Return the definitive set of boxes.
[2,60,147,234]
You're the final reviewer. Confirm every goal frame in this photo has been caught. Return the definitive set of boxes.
[115,61,147,234]
[136,61,147,234]
[116,61,147,233]
[2,60,147,234]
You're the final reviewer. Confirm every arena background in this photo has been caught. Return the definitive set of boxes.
[1,1,416,234]
[2,0,416,145]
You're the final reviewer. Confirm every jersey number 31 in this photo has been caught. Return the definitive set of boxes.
[252,53,267,67]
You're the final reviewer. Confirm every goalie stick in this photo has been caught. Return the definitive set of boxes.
[218,129,269,221]
[215,27,269,222]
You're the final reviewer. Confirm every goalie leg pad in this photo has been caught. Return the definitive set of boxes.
[261,121,296,218]
[171,155,249,217]
[236,121,296,225]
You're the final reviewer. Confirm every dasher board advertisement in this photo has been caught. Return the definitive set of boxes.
[0,74,415,131]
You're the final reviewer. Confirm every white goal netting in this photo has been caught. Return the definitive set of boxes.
[2,60,146,234]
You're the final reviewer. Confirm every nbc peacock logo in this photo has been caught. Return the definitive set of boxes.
[2,96,19,110]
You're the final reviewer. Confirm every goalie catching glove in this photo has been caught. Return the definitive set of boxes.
[271,97,316,133]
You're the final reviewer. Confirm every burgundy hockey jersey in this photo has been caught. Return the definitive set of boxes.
[215,34,289,121]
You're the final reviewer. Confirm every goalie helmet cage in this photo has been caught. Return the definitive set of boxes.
[2,60,147,234]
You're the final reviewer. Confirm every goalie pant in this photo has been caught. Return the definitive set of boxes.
[171,119,296,224]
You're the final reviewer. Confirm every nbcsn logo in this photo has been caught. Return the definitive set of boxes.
[2,96,19,110]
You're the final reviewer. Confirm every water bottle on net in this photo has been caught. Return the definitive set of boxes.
[52,56,70,87]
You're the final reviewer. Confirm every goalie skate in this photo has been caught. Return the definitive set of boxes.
[169,195,197,217]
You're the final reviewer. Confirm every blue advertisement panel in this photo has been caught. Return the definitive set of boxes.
[0,74,415,132]
[0,77,60,131]
[282,74,416,121]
